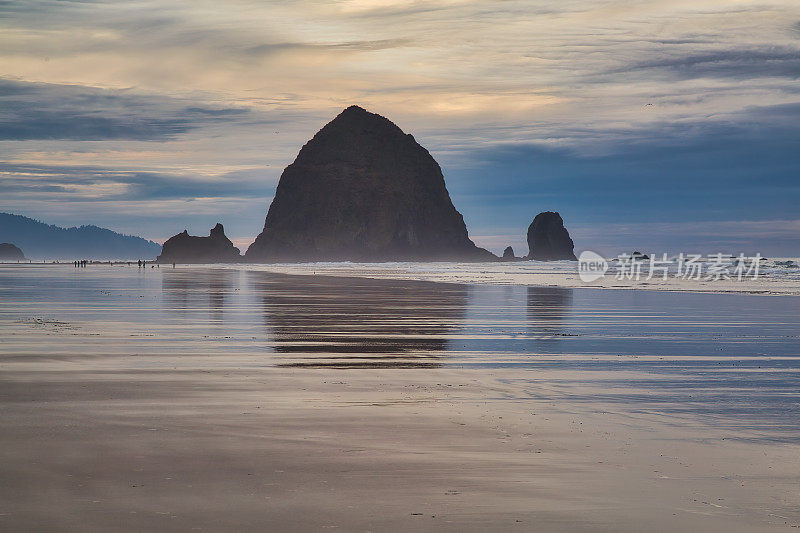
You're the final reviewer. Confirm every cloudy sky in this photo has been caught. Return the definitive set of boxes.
[1,0,799,256]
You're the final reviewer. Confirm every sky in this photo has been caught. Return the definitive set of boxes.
[1,0,799,257]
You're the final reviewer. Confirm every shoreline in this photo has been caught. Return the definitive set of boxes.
[217,261,800,297]
[3,260,799,296]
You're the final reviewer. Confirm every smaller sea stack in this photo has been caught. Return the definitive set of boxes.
[0,243,26,261]
[526,212,577,261]
[157,224,241,264]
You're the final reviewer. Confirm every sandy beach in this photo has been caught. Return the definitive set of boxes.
[1,264,799,531]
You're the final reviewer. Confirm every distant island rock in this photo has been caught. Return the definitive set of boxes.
[0,243,25,261]
[157,223,241,264]
[526,212,577,261]
[0,212,161,261]
[502,246,517,261]
[245,105,495,262]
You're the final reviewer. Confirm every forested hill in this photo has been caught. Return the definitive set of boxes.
[0,213,161,260]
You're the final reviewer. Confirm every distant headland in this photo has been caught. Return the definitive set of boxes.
[0,213,161,261]
[0,242,26,262]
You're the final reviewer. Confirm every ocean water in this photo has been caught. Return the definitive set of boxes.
[2,263,799,441]
[214,257,800,294]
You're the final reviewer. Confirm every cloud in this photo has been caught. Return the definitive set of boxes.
[441,100,800,249]
[0,161,276,241]
[607,46,800,80]
[243,38,411,57]
[0,79,251,140]
[0,162,273,201]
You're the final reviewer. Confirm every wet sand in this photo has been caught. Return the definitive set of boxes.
[212,259,800,295]
[1,265,799,531]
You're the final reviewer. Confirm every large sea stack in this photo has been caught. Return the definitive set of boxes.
[0,243,26,261]
[526,212,577,261]
[245,106,494,262]
[157,223,241,264]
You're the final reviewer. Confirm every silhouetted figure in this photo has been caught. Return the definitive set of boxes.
[138,260,142,268]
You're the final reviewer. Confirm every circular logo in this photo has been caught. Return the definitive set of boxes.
[578,250,608,282]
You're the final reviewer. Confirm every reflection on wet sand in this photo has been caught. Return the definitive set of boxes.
[161,269,235,319]
[526,286,573,336]
[253,273,468,368]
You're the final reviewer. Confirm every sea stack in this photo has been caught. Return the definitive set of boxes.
[0,243,25,261]
[502,246,516,261]
[245,105,495,262]
[157,223,241,264]
[526,212,577,261]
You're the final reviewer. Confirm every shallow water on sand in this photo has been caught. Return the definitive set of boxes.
[2,264,800,531]
[3,264,799,440]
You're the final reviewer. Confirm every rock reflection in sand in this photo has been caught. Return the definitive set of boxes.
[526,285,573,337]
[253,274,468,368]
[162,268,235,320]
